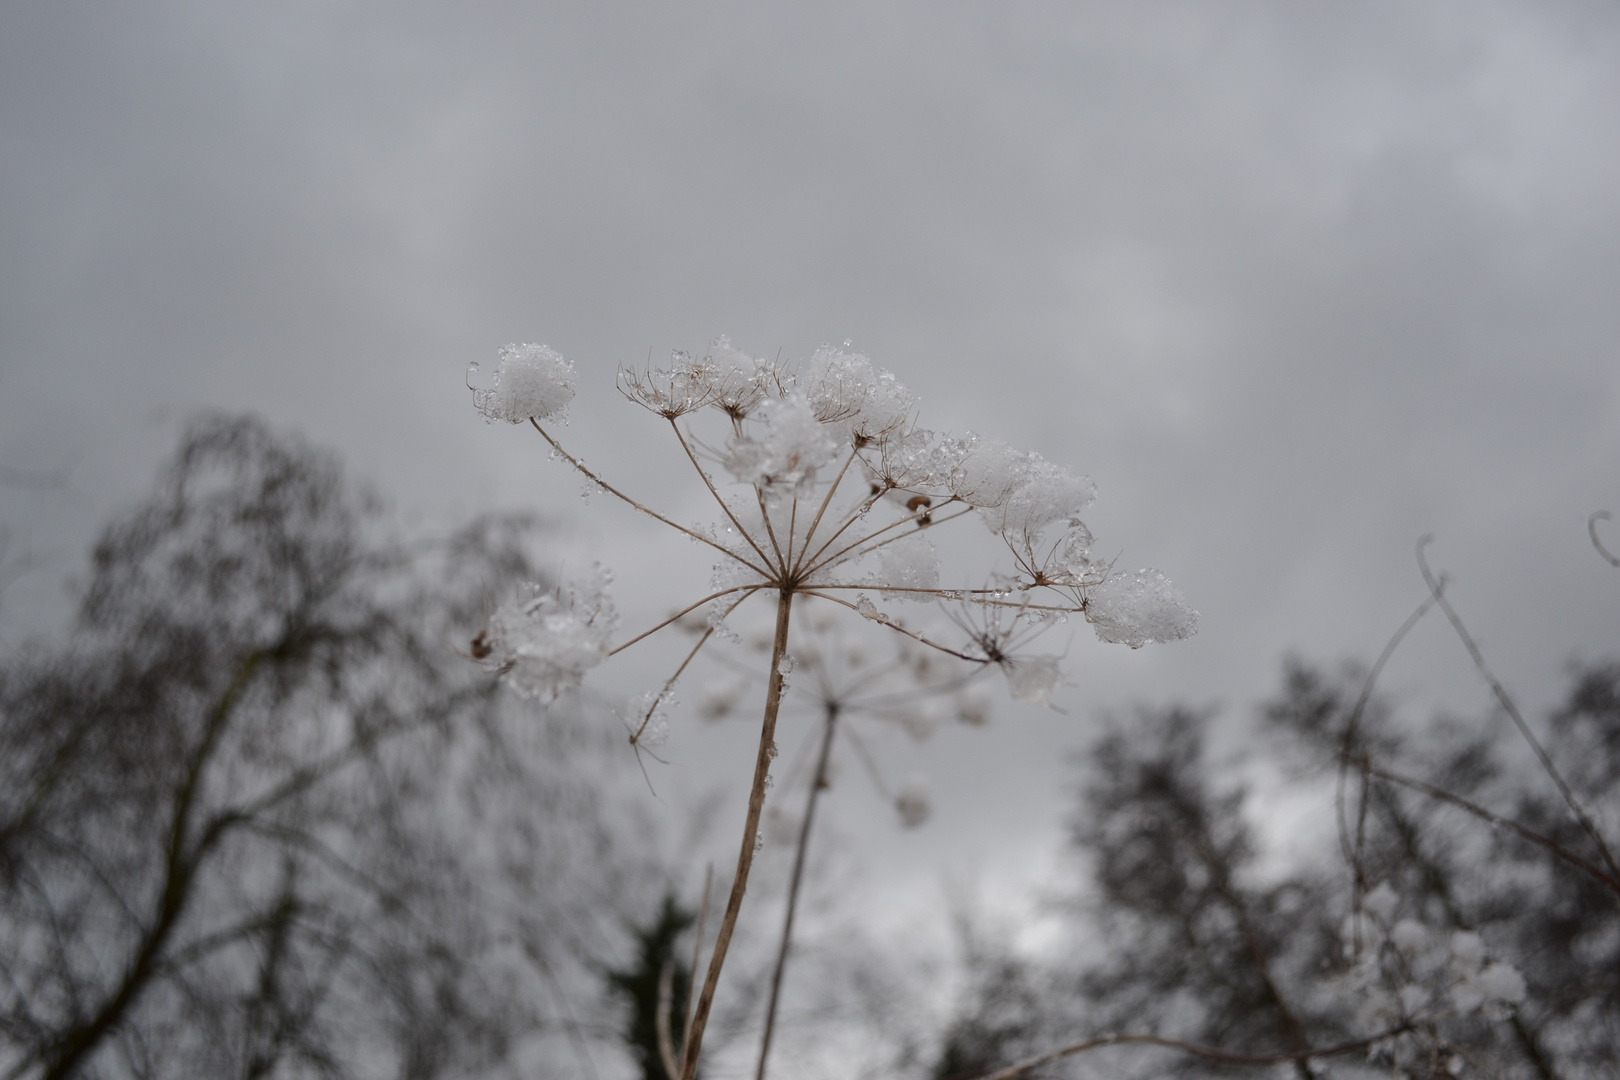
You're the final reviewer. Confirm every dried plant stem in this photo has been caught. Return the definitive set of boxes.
[531,420,771,579]
[755,703,839,1080]
[679,589,795,1080]
[801,590,984,662]
[669,419,777,572]
[790,448,861,579]
[610,586,764,658]
[800,500,964,581]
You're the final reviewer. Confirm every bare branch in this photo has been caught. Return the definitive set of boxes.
[956,1026,1414,1080]
[1417,536,1620,882]
[1590,511,1620,569]
[1356,759,1620,897]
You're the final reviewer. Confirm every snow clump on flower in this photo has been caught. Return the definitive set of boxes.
[472,343,576,423]
[979,454,1097,540]
[473,568,616,704]
[803,344,916,446]
[948,435,1031,509]
[1086,568,1199,649]
[724,392,842,499]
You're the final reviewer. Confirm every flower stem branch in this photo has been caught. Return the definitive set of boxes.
[531,420,771,579]
[679,589,796,1080]
[755,702,839,1080]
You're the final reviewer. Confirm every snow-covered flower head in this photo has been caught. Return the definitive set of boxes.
[472,568,616,704]
[724,392,843,500]
[472,343,576,423]
[1085,568,1199,649]
[803,344,916,446]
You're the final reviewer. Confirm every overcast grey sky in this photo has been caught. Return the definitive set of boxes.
[3,1,1618,931]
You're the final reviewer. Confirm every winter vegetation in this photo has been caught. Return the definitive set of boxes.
[0,346,1613,1080]
[465,337,1199,1077]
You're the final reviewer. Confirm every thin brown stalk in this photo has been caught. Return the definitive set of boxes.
[610,586,766,658]
[793,489,890,574]
[682,866,713,1055]
[755,704,839,1080]
[799,501,967,582]
[799,590,985,662]
[754,488,788,574]
[784,497,799,574]
[531,420,771,579]
[630,592,759,746]
[790,447,863,579]
[679,589,796,1080]
[667,418,778,572]
[1417,537,1620,881]
[800,505,977,582]
[959,1026,1413,1080]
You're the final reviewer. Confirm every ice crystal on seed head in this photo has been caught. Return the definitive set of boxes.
[1086,568,1199,649]
[472,343,575,423]
[474,569,616,703]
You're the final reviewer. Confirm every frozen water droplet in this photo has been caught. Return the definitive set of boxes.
[764,773,775,790]
[765,741,779,761]
[777,654,794,676]
[754,830,764,852]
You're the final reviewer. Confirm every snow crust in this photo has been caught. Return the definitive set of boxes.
[1086,568,1200,649]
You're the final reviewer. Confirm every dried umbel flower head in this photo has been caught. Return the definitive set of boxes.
[465,335,1196,1079]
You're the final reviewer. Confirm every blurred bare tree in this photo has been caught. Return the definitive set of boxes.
[0,416,648,1079]
[933,652,1620,1080]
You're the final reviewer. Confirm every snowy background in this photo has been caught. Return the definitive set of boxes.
[2,1,1618,936]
